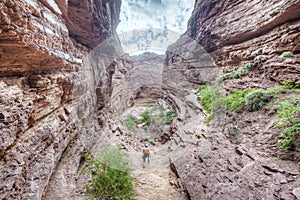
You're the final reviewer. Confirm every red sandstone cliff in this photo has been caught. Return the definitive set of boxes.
[0,0,121,199]
[165,0,300,199]
[188,0,300,85]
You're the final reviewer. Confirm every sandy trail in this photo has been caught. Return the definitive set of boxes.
[127,143,188,200]
[113,105,203,200]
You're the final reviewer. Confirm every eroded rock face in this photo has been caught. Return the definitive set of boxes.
[111,52,165,112]
[166,0,300,199]
[0,0,121,199]
[189,0,300,85]
[65,0,121,48]
[164,35,217,102]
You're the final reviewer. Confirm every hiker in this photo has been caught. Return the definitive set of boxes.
[142,144,150,168]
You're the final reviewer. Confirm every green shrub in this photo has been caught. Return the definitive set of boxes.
[166,110,176,124]
[280,51,294,58]
[226,89,254,111]
[243,63,252,70]
[254,55,267,62]
[197,84,233,114]
[196,85,219,113]
[245,90,272,111]
[197,85,274,113]
[221,72,238,80]
[138,110,152,126]
[281,79,296,89]
[195,134,201,139]
[124,115,137,133]
[136,105,176,132]
[82,147,135,200]
[197,85,214,113]
[236,63,251,76]
[276,102,300,151]
[197,85,256,112]
[148,103,157,108]
[204,114,212,123]
[145,138,156,146]
[219,63,251,81]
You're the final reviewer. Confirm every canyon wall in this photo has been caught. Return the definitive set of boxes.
[1,0,299,199]
[166,0,300,199]
[0,0,121,199]
[111,53,165,113]
[188,0,300,85]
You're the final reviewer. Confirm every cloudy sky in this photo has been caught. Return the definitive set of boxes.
[117,0,194,55]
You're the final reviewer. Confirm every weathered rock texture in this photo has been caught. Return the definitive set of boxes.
[1,0,300,199]
[166,0,300,199]
[189,0,300,85]
[0,0,121,199]
[111,52,165,112]
[164,35,217,120]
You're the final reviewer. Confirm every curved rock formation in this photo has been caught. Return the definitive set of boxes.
[111,52,165,112]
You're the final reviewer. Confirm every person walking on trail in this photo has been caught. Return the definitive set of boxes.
[142,144,150,168]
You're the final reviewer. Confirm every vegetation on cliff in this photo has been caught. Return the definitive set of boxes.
[196,81,300,151]
[276,102,300,151]
[81,146,135,200]
[123,103,176,133]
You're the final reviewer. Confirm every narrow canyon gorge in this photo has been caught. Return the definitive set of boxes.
[0,0,299,200]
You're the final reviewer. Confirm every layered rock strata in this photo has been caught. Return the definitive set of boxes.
[0,0,121,199]
[189,0,300,85]
[111,52,165,112]
[166,0,300,199]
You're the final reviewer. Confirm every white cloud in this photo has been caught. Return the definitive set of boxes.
[117,0,194,55]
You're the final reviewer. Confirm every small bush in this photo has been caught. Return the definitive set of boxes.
[196,85,220,113]
[244,63,252,69]
[197,85,256,112]
[145,138,156,146]
[124,115,137,133]
[204,114,212,123]
[82,147,135,200]
[226,89,254,111]
[136,105,176,132]
[254,55,267,62]
[166,110,176,124]
[236,63,251,76]
[280,51,294,58]
[219,63,251,81]
[221,72,238,80]
[197,84,232,114]
[138,110,152,125]
[245,90,272,111]
[281,79,296,89]
[276,102,300,151]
